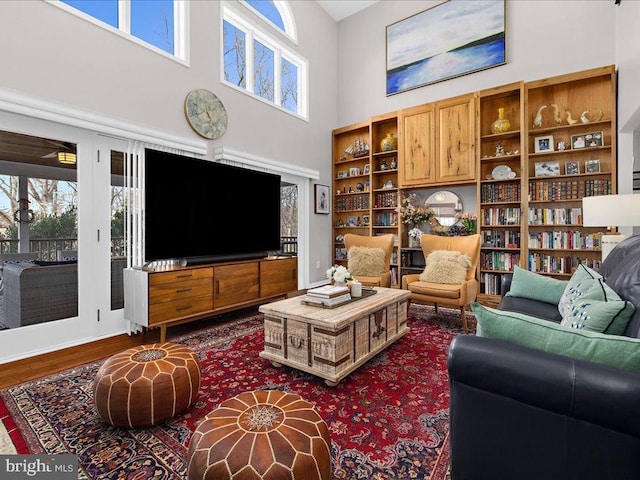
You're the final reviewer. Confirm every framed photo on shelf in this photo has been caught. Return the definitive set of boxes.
[314,184,330,214]
[571,134,586,149]
[337,170,347,179]
[363,164,370,175]
[564,161,580,175]
[362,214,370,226]
[584,131,604,148]
[535,160,560,177]
[534,135,554,153]
[349,167,360,176]
[585,159,601,173]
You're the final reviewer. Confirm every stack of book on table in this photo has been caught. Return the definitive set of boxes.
[304,285,351,307]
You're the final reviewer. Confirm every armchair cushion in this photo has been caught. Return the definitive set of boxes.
[347,246,386,277]
[506,265,568,304]
[472,302,640,373]
[419,250,471,284]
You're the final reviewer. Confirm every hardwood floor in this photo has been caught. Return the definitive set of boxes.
[0,305,268,390]
[0,330,159,389]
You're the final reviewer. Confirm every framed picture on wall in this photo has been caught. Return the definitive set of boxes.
[314,184,330,214]
[385,0,506,95]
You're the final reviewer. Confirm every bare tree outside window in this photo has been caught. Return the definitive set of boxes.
[280,184,297,237]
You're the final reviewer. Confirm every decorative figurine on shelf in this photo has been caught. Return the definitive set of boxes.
[551,104,562,126]
[533,104,547,128]
[593,107,604,122]
[566,109,579,125]
[558,141,567,151]
[427,216,450,235]
[380,133,398,152]
[380,159,389,170]
[390,157,397,169]
[356,182,364,192]
[581,110,591,124]
[382,179,396,189]
[490,107,511,134]
[495,142,505,157]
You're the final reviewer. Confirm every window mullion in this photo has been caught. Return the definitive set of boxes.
[274,49,282,107]
[174,0,187,60]
[118,0,130,34]
[246,29,254,94]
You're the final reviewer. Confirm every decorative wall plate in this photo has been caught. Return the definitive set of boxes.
[491,165,514,180]
[184,89,228,139]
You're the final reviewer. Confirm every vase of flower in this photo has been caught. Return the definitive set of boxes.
[408,228,422,248]
[326,265,352,286]
[490,108,511,134]
[455,212,478,235]
[380,133,398,152]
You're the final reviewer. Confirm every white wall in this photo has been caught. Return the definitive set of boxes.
[614,0,640,204]
[0,0,338,285]
[336,1,616,126]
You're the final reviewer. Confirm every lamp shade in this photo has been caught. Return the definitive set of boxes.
[582,194,640,227]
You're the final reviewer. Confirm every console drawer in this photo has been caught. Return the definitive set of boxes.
[149,294,213,325]
[149,278,212,304]
[150,267,213,286]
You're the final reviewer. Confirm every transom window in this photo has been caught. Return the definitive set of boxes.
[222,2,307,119]
[241,0,297,42]
[53,0,187,61]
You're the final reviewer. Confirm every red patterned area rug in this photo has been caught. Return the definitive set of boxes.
[0,304,474,479]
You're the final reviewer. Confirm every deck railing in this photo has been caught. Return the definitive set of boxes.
[0,237,126,261]
[0,237,295,260]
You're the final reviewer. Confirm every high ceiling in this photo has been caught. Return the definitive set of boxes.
[315,0,379,21]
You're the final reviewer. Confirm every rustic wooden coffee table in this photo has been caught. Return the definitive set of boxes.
[259,287,411,386]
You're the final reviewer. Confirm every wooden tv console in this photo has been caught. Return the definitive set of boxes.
[124,256,297,342]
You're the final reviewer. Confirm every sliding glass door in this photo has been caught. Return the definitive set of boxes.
[0,112,128,362]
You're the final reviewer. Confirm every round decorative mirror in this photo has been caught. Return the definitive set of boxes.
[425,191,462,227]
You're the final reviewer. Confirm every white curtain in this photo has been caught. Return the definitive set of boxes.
[124,141,201,334]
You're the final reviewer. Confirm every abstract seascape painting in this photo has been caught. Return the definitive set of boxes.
[386,0,506,95]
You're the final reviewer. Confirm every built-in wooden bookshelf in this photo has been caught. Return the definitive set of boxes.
[331,65,617,302]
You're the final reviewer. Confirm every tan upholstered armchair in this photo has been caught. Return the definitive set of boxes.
[401,234,481,333]
[344,233,395,287]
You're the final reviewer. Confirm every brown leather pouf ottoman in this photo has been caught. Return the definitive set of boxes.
[94,342,200,428]
[188,390,331,480]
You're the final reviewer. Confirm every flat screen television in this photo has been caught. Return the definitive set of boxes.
[144,149,281,264]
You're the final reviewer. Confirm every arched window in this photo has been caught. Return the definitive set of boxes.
[222,2,307,119]
[241,0,297,43]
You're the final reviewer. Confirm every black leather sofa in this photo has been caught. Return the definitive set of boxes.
[447,235,640,480]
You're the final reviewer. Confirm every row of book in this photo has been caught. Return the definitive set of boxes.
[528,254,601,274]
[481,183,521,203]
[481,230,521,249]
[528,207,582,225]
[374,212,398,227]
[527,231,602,250]
[374,191,397,209]
[528,179,611,201]
[334,248,347,260]
[481,207,521,226]
[480,272,503,295]
[335,195,370,212]
[481,251,520,271]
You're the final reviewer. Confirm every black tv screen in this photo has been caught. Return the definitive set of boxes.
[144,149,281,263]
